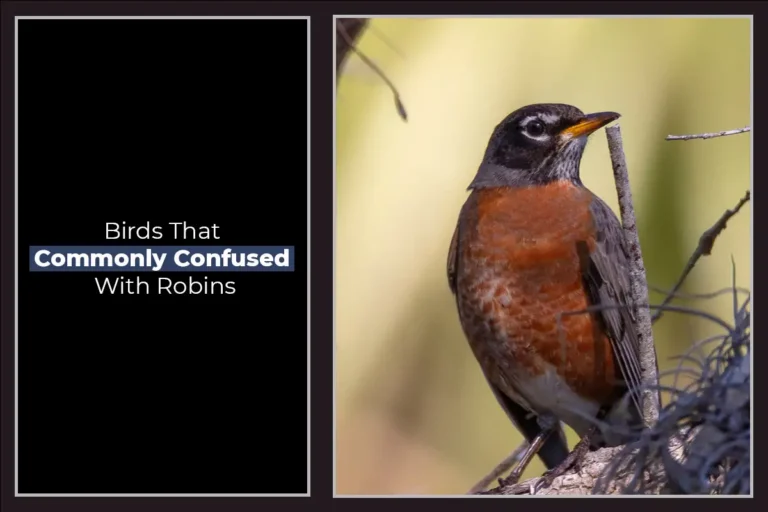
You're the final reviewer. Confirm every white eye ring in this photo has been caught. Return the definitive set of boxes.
[520,116,550,141]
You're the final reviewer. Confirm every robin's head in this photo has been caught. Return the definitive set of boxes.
[470,103,620,189]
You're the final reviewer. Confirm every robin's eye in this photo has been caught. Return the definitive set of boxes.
[524,120,546,137]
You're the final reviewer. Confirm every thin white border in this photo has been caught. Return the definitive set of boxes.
[332,14,754,498]
[14,15,311,498]
[331,16,337,497]
[13,11,19,501]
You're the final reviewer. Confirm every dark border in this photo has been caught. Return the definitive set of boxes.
[0,2,763,512]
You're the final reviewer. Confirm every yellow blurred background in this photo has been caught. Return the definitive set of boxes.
[335,17,751,495]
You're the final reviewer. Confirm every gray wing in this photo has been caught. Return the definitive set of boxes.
[585,196,645,419]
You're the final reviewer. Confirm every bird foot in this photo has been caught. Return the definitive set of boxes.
[498,465,524,487]
[496,422,564,491]
[497,425,557,489]
[532,427,595,494]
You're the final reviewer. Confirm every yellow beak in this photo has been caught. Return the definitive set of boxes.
[560,111,621,139]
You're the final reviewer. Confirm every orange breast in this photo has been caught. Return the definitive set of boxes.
[457,181,617,404]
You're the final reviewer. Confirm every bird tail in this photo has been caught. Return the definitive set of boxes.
[537,425,570,469]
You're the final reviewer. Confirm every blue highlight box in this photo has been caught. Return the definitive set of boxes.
[29,246,295,272]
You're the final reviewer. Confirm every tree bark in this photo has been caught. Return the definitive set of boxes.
[484,445,670,495]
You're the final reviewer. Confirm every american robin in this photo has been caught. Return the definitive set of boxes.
[447,103,644,489]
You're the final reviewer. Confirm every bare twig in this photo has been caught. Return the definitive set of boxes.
[647,285,750,302]
[605,125,661,426]
[335,18,369,75]
[336,19,408,121]
[651,191,750,323]
[665,127,750,141]
[467,441,528,494]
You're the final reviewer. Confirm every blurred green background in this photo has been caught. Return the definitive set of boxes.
[335,17,750,495]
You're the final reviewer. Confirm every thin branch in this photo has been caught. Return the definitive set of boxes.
[467,441,528,494]
[651,191,750,323]
[335,18,369,75]
[484,445,645,495]
[665,127,750,141]
[605,125,661,426]
[336,19,408,121]
[647,285,750,303]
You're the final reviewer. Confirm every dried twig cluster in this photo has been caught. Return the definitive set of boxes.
[595,282,750,495]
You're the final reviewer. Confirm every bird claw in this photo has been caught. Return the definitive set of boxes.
[498,472,520,488]
[534,455,584,494]
[532,432,591,494]
[532,470,557,494]
[531,438,589,494]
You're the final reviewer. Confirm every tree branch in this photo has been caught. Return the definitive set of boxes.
[665,127,750,141]
[467,442,528,494]
[335,18,369,76]
[606,125,661,426]
[652,191,750,323]
[481,445,668,495]
[335,18,407,121]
